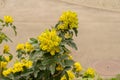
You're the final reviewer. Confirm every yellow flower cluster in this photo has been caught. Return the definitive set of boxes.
[2,68,12,77]
[56,64,63,71]
[0,56,10,69]
[12,62,24,73]
[68,54,73,60]
[0,61,8,69]
[3,45,10,53]
[64,32,73,39]
[60,70,75,80]
[74,62,82,72]
[16,42,34,52]
[58,11,78,30]
[2,59,32,77]
[25,42,34,52]
[21,59,33,68]
[37,29,61,55]
[4,56,10,62]
[4,16,13,23]
[84,68,95,78]
[16,43,24,50]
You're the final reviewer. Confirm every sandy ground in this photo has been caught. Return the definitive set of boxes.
[62,0,120,12]
[1,0,120,78]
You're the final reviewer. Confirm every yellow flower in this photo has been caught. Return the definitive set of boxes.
[12,62,24,73]
[24,60,33,68]
[64,32,72,39]
[2,68,12,77]
[4,16,13,23]
[16,43,24,50]
[21,59,33,68]
[56,64,63,71]
[84,68,95,78]
[25,42,34,52]
[2,59,33,76]
[0,61,8,68]
[74,62,82,72]
[38,29,61,55]
[58,11,78,30]
[4,56,10,62]
[16,42,33,52]
[60,70,75,80]
[68,54,73,60]
[57,24,68,30]
[3,45,10,53]
[60,76,66,80]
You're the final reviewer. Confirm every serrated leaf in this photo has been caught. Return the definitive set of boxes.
[64,60,74,66]
[66,40,77,50]
[29,38,38,44]
[73,28,78,36]
[30,52,43,61]
[60,54,68,60]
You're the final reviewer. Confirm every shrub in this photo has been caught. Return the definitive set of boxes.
[0,11,96,80]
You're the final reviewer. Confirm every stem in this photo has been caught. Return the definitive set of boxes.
[0,62,2,78]
[42,77,45,80]
[0,25,5,32]
[53,71,62,77]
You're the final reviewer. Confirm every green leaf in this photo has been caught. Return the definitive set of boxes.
[18,70,33,79]
[0,19,3,23]
[65,71,69,80]
[110,78,117,80]
[55,21,60,28]
[64,60,74,66]
[66,40,77,50]
[11,25,17,36]
[9,54,13,61]
[61,67,71,75]
[73,28,78,36]
[0,55,2,61]
[29,38,38,44]
[39,65,46,70]
[34,69,39,78]
[30,51,43,61]
[49,63,56,75]
[116,74,120,80]
[4,34,13,42]
[59,46,65,54]
[60,54,68,60]
[7,73,15,80]
[5,23,9,27]
[17,51,23,58]
[1,77,11,80]
[0,38,3,44]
